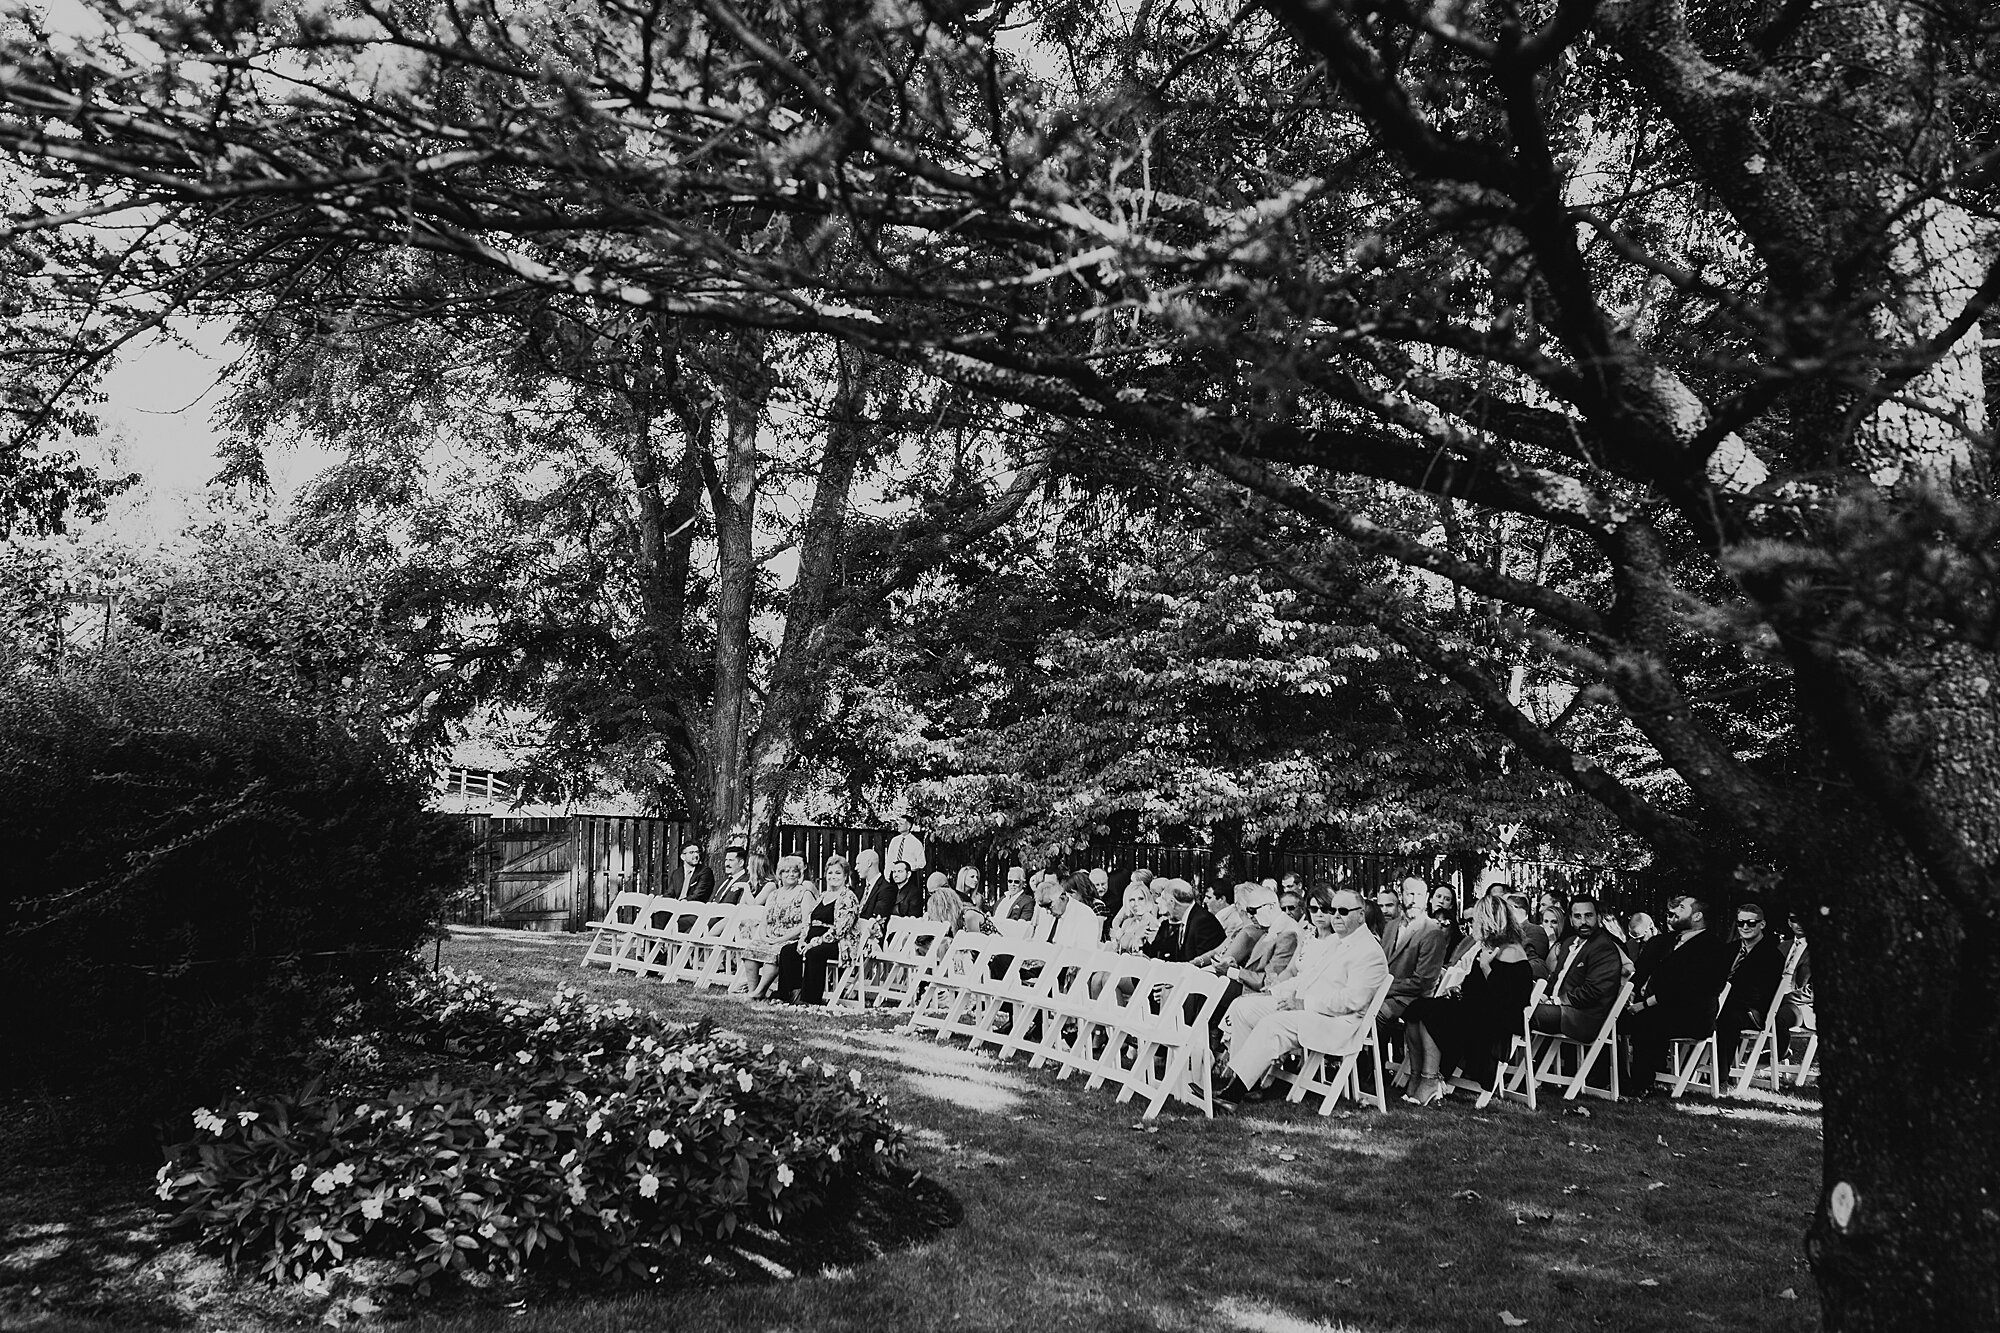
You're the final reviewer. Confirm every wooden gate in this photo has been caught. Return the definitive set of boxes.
[457,817,576,931]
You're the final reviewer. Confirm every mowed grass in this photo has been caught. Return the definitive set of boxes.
[417,926,1824,1333]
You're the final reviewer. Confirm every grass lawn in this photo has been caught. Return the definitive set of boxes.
[2,926,1826,1332]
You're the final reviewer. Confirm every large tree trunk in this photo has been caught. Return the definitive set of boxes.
[1787,800,2000,1331]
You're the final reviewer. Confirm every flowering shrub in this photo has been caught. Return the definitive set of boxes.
[157,971,903,1290]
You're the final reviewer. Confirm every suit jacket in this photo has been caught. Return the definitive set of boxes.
[1039,900,1103,947]
[1522,922,1553,980]
[892,875,925,919]
[1633,929,1729,1028]
[1716,934,1784,1034]
[1549,930,1626,1015]
[678,864,716,902]
[1379,915,1448,1020]
[856,873,898,922]
[1280,929,1393,1053]
[711,872,751,906]
[1236,923,1301,991]
[1145,906,1224,963]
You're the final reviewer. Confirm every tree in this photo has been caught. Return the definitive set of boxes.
[4,2,1999,1323]
[211,254,1044,846]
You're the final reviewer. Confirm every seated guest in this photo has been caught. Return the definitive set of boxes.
[1375,882,1448,1031]
[1774,915,1814,1053]
[1530,895,1626,1042]
[890,858,924,918]
[1210,886,1298,1025]
[1144,880,1224,962]
[674,840,716,902]
[1215,889,1390,1104]
[1625,911,1657,945]
[711,845,753,906]
[741,855,815,999]
[1623,894,1729,1096]
[1192,882,1262,969]
[1110,876,1165,953]
[1037,871,1104,946]
[1715,901,1784,1079]
[992,866,1038,938]
[1402,891,1536,1104]
[926,872,969,932]
[776,854,860,1005]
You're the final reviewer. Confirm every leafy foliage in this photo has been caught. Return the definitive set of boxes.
[157,971,903,1290]
[0,644,468,1123]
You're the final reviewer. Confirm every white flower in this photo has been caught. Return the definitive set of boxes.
[360,1197,385,1221]
[722,1109,736,1126]
[873,1139,886,1154]
[585,1113,603,1137]
[775,1163,794,1189]
[311,1172,338,1195]
[329,1162,355,1186]
[236,1110,259,1125]
[761,1044,774,1056]
[516,1051,533,1065]
[191,1108,227,1135]
[736,1070,754,1093]
[301,1224,325,1242]
[479,1222,498,1239]
[829,1145,842,1163]
[291,1164,309,1182]
[155,1177,176,1200]
[850,1070,863,1088]
[393,1112,414,1132]
[568,1181,589,1205]
[638,1173,660,1199]
[600,1208,620,1226]
[545,1101,567,1121]
[800,1055,814,1069]
[647,1129,668,1149]
[396,1185,418,1201]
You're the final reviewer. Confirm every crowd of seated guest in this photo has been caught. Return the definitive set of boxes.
[626,849,1815,1100]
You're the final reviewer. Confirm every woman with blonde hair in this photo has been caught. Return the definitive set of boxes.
[777,853,860,1005]
[740,854,815,999]
[1399,889,1536,1105]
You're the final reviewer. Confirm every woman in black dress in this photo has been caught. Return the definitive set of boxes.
[1402,890,1536,1105]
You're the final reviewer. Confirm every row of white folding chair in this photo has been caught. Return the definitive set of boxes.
[580,891,675,970]
[1455,980,1547,1109]
[903,939,1230,1119]
[1277,970,1399,1115]
[827,916,952,1010]
[614,901,754,988]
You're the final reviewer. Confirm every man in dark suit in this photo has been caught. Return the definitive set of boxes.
[889,859,924,918]
[711,846,751,905]
[1144,879,1224,963]
[1715,900,1785,1076]
[675,840,715,901]
[1531,896,1628,1040]
[855,848,897,923]
[1623,894,1731,1096]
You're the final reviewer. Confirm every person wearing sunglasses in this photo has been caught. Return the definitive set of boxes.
[1215,889,1390,1105]
[1713,901,1785,1082]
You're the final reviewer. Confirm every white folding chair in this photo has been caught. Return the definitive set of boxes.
[1663,982,1730,1098]
[1526,980,1634,1101]
[611,896,687,977]
[1282,970,1397,1114]
[580,891,652,969]
[1733,947,1809,1096]
[1118,964,1231,1120]
[905,937,1002,1040]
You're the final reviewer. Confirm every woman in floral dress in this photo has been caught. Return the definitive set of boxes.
[742,855,815,999]
[777,854,861,1004]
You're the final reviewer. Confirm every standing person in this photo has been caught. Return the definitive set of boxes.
[884,821,927,886]
[675,840,715,902]
[712,845,753,905]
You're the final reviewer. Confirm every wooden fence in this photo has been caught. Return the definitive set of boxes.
[451,815,1662,930]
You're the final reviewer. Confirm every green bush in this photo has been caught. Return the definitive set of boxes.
[0,650,469,1124]
[157,972,904,1289]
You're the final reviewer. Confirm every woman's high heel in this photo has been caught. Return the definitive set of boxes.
[1402,1076,1447,1106]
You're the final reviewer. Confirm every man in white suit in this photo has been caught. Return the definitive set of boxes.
[1216,889,1390,1104]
